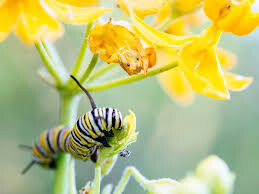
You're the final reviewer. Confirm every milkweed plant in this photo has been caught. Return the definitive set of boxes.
[2,0,258,193]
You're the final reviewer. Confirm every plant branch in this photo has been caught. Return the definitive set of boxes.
[35,42,66,86]
[113,167,148,194]
[88,63,118,82]
[92,166,101,194]
[79,53,99,84]
[71,23,93,79]
[53,93,81,194]
[82,63,178,92]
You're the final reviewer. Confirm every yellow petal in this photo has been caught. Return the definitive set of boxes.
[173,0,203,13]
[117,0,169,19]
[15,1,64,43]
[158,67,195,105]
[204,0,259,35]
[43,0,112,25]
[180,24,222,70]
[131,12,196,48]
[230,12,259,36]
[88,22,156,75]
[56,0,99,7]
[0,1,20,42]
[204,0,231,21]
[183,9,208,27]
[224,72,253,91]
[216,48,237,70]
[154,1,171,25]
[156,47,178,67]
[217,1,251,32]
[166,18,191,36]
[179,48,230,100]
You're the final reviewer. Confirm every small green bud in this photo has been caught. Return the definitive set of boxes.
[195,155,235,194]
[177,176,209,194]
[97,110,138,166]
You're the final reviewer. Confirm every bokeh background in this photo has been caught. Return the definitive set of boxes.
[1,1,259,194]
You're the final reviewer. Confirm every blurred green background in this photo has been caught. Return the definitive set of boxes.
[1,2,259,194]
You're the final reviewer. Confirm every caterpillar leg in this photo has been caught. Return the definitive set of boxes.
[90,146,100,163]
[21,160,36,174]
[19,144,33,151]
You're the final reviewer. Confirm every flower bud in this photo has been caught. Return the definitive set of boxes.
[195,155,235,194]
[97,110,138,166]
[177,176,209,194]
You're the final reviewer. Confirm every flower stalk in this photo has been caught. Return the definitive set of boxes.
[79,53,99,84]
[114,167,148,194]
[93,166,102,194]
[88,63,118,82]
[70,23,93,80]
[84,63,178,92]
[35,42,67,86]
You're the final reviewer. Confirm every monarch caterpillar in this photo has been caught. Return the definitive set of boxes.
[67,75,123,161]
[21,75,124,174]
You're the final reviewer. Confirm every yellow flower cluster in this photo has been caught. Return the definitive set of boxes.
[1,0,257,104]
[0,0,111,43]
[114,0,257,105]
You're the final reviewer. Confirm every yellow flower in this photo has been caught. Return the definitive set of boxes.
[116,0,170,19]
[131,13,253,104]
[0,0,111,43]
[204,0,259,35]
[88,20,156,75]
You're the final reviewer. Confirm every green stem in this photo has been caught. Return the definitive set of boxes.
[41,40,64,67]
[92,166,101,194]
[79,53,99,84]
[71,23,93,79]
[88,63,118,82]
[53,93,81,194]
[69,158,77,194]
[83,63,178,92]
[113,167,148,194]
[35,42,66,86]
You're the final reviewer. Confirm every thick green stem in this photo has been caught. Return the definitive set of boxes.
[35,42,66,86]
[113,167,148,194]
[71,23,93,79]
[79,53,99,84]
[92,166,102,194]
[69,158,77,194]
[88,63,118,82]
[82,63,178,92]
[53,93,81,194]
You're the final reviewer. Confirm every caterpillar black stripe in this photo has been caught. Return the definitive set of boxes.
[21,75,124,174]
